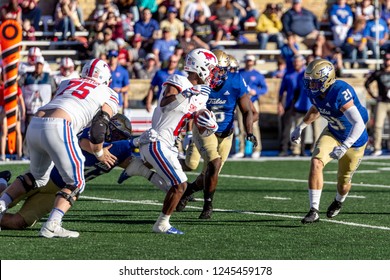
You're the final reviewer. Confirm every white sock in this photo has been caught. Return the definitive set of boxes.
[309,189,322,210]
[0,193,13,208]
[336,192,348,203]
[155,213,171,229]
[47,208,64,223]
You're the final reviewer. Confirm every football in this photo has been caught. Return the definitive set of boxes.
[193,108,215,137]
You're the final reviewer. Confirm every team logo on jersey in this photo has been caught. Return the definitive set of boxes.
[318,107,331,115]
[208,98,227,105]
[223,91,230,95]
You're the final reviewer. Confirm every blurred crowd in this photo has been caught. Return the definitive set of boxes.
[0,0,389,160]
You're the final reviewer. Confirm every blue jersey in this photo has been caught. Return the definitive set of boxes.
[206,72,248,134]
[307,80,369,147]
[50,129,135,188]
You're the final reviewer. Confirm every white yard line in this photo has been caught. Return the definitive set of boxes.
[264,196,291,200]
[80,195,390,231]
[187,173,390,189]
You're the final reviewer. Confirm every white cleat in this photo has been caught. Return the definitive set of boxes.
[251,151,261,158]
[232,152,244,158]
[39,221,79,238]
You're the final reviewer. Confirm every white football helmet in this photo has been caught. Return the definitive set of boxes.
[184,48,217,86]
[81,58,112,85]
[27,47,42,65]
[60,57,75,77]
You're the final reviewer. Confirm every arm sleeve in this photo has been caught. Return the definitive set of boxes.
[342,106,366,148]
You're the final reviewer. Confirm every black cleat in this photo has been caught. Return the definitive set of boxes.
[326,199,343,218]
[176,195,191,212]
[0,170,11,182]
[199,205,213,219]
[301,207,319,224]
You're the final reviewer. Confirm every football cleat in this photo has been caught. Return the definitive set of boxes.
[301,207,320,224]
[199,205,213,219]
[152,224,184,235]
[0,170,11,182]
[326,199,343,218]
[39,220,80,238]
[165,227,184,235]
[117,170,130,184]
[176,195,192,212]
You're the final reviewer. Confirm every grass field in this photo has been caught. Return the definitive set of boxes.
[1,157,390,260]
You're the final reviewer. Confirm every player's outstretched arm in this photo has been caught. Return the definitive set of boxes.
[291,105,320,144]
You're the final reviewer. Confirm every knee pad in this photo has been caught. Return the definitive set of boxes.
[56,185,80,206]
[17,173,38,193]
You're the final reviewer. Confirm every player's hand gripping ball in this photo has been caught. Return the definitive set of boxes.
[193,108,218,137]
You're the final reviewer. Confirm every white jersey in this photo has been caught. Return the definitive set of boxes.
[19,61,52,75]
[151,74,209,146]
[54,71,80,86]
[40,78,119,133]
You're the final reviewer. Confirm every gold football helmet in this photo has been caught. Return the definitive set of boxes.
[212,49,230,68]
[227,54,239,73]
[304,59,336,96]
[210,50,230,88]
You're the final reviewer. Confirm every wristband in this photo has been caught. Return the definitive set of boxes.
[93,149,104,158]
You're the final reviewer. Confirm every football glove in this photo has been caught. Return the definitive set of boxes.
[182,85,201,98]
[290,122,308,144]
[132,128,158,147]
[197,110,218,132]
[183,131,193,151]
[246,133,258,148]
[329,144,348,160]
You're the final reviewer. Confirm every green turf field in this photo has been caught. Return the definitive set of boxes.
[1,158,389,260]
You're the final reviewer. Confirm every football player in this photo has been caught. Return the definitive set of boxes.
[0,114,168,230]
[0,58,120,238]
[18,47,52,75]
[290,59,369,223]
[135,48,218,234]
[227,54,239,73]
[177,50,257,219]
[53,57,80,86]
